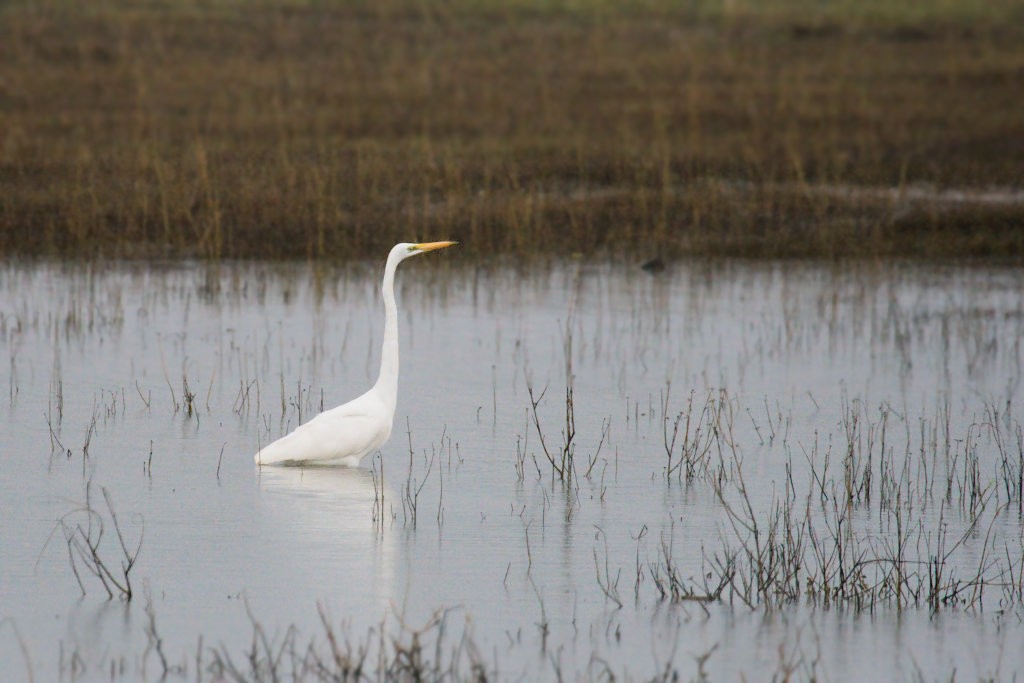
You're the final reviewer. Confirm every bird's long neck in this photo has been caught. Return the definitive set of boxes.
[373,252,401,412]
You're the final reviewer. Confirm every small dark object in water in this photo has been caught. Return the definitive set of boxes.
[641,257,666,274]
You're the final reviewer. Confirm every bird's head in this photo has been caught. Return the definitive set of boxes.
[394,241,458,262]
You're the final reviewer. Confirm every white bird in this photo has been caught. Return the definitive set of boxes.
[254,241,457,466]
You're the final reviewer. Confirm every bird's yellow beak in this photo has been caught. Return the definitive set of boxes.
[414,240,458,252]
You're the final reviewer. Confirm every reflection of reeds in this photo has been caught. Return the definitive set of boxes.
[640,389,1024,611]
[2,2,1022,260]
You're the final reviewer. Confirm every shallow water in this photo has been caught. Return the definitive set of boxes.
[1,259,1023,681]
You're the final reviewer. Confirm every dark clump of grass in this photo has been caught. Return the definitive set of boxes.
[204,606,492,682]
[649,388,1024,612]
[1,0,1023,261]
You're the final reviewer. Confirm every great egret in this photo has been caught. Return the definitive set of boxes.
[254,241,457,466]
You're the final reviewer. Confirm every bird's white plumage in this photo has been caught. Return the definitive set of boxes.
[253,241,456,467]
[254,390,392,466]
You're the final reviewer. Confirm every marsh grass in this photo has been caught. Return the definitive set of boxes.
[65,601,494,682]
[1,0,1022,260]
[206,606,496,682]
[647,388,1024,612]
[53,483,142,601]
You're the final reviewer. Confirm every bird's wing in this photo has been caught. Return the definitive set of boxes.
[254,410,390,466]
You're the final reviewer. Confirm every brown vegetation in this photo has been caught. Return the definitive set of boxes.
[1,0,1022,260]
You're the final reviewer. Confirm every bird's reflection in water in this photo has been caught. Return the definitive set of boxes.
[256,464,394,605]
[259,464,378,508]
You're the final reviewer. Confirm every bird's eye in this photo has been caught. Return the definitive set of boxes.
[407,245,418,252]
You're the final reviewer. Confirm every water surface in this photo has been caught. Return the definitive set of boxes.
[1,259,1022,680]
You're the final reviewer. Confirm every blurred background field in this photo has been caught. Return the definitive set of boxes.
[1,0,1022,260]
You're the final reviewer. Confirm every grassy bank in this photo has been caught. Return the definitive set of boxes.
[1,0,1023,260]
